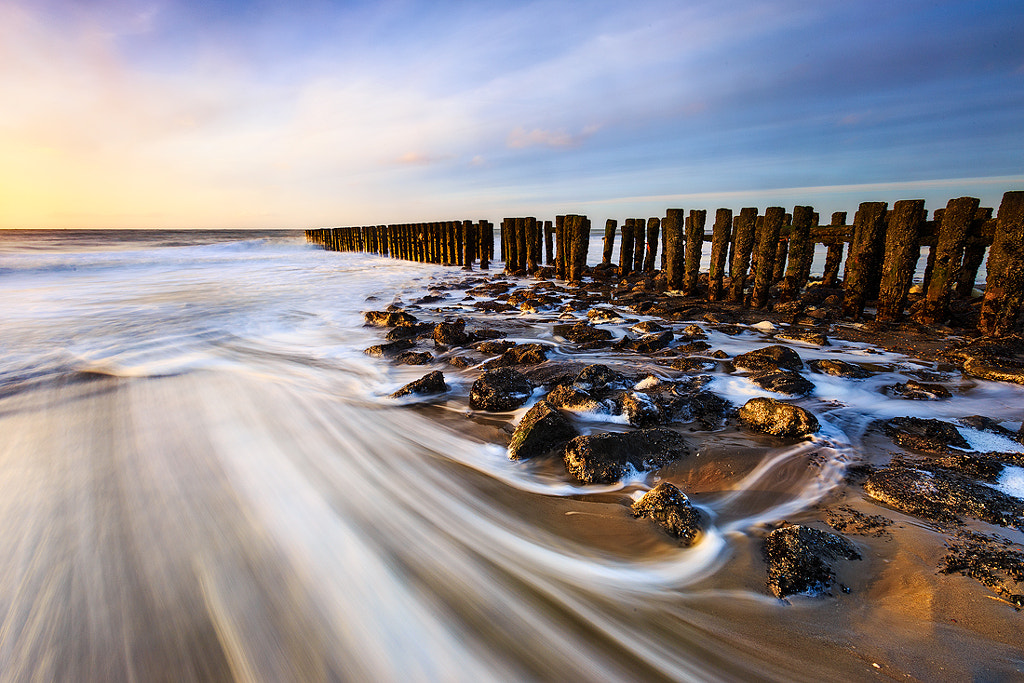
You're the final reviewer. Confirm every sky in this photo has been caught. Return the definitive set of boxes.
[1,0,1022,229]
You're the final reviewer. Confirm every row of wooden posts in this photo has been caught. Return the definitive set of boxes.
[305,190,1024,336]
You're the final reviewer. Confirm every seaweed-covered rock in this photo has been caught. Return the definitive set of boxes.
[632,330,674,353]
[734,345,804,372]
[395,351,434,365]
[962,356,1024,385]
[739,398,819,437]
[631,482,704,546]
[386,322,435,341]
[675,340,712,355]
[622,392,664,427]
[474,340,516,355]
[554,322,614,344]
[563,428,690,484]
[884,416,969,453]
[573,364,626,392]
[682,391,731,429]
[433,319,471,347]
[490,343,548,367]
[940,531,1024,607]
[546,384,609,414]
[390,370,448,398]
[364,309,419,327]
[864,464,1024,528]
[824,505,893,537]
[749,369,815,396]
[682,324,707,339]
[807,359,872,378]
[764,525,861,598]
[507,400,579,460]
[889,380,952,400]
[364,339,415,358]
[670,357,717,373]
[630,320,666,334]
[775,331,829,346]
[469,368,534,412]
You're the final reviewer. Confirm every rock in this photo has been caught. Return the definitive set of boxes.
[587,308,626,323]
[507,400,579,461]
[554,321,614,344]
[749,369,815,396]
[364,309,419,327]
[739,397,819,437]
[889,380,952,400]
[390,370,448,398]
[617,330,673,353]
[395,351,434,365]
[385,322,435,341]
[563,428,690,484]
[733,345,804,372]
[682,391,731,429]
[710,349,729,359]
[865,464,1023,528]
[474,340,516,355]
[675,340,712,355]
[519,361,590,389]
[469,368,535,412]
[670,357,716,373]
[364,339,415,358]
[824,506,893,537]
[763,525,861,598]
[622,392,664,426]
[631,320,666,334]
[631,482,704,545]
[963,356,1024,385]
[939,531,1024,607]
[884,416,969,453]
[433,319,471,347]
[807,359,872,378]
[959,415,1017,439]
[682,324,707,339]
[546,384,614,414]
[775,331,829,346]
[573,364,627,392]
[490,343,548,367]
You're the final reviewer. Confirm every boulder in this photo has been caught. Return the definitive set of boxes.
[775,331,829,346]
[807,359,872,378]
[763,525,861,598]
[433,319,471,347]
[385,322,435,341]
[469,368,534,412]
[572,364,626,392]
[395,351,433,365]
[734,345,804,372]
[749,369,815,396]
[940,531,1024,608]
[631,320,667,334]
[563,428,690,484]
[490,343,548,367]
[739,397,819,437]
[474,340,516,355]
[631,482,704,545]
[888,380,952,400]
[963,356,1024,385]
[390,370,448,399]
[507,400,579,460]
[622,392,664,427]
[364,309,418,327]
[364,339,415,358]
[554,322,614,344]
[884,416,969,453]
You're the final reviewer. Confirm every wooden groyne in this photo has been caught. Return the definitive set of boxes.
[305,190,1024,335]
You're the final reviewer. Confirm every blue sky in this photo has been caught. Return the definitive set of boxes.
[1,0,1022,228]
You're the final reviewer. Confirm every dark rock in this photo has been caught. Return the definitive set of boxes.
[889,380,952,400]
[448,356,473,369]
[631,482,704,545]
[385,322,435,341]
[573,364,627,392]
[395,351,434,365]
[622,392,664,426]
[682,324,707,339]
[675,340,712,355]
[364,339,415,358]
[734,345,804,372]
[739,397,819,437]
[939,531,1024,607]
[473,300,517,313]
[507,400,579,460]
[824,505,893,537]
[554,321,614,344]
[469,368,534,412]
[682,391,731,429]
[490,343,548,367]
[764,525,861,598]
[959,416,1017,439]
[617,330,673,353]
[518,361,589,389]
[807,359,872,378]
[586,308,626,323]
[563,428,690,484]
[364,309,419,327]
[749,369,815,396]
[474,340,516,355]
[390,370,448,398]
[884,416,969,453]
[670,357,717,373]
[775,331,829,346]
[631,320,666,334]
[963,356,1024,385]
[934,452,1005,482]
[865,464,1024,528]
[545,384,615,414]
[710,349,729,359]
[434,319,471,347]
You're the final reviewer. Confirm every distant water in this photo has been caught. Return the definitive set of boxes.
[0,230,1021,682]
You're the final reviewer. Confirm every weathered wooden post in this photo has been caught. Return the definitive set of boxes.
[707,208,732,301]
[499,219,507,263]
[663,209,684,290]
[644,217,660,272]
[728,207,758,302]
[781,206,813,299]
[525,217,539,273]
[478,220,490,270]
[619,218,635,278]
[631,218,645,274]
[683,210,706,295]
[877,199,926,321]
[979,191,1024,336]
[842,202,889,319]
[916,197,980,325]
[565,214,590,282]
[751,207,784,308]
[821,212,847,286]
[462,220,476,270]
[555,215,566,279]
[602,219,617,265]
[503,219,515,274]
[544,220,554,265]
[955,206,993,298]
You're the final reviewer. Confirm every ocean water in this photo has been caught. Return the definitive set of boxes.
[0,230,1021,682]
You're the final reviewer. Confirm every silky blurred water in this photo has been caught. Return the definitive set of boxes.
[0,230,1020,682]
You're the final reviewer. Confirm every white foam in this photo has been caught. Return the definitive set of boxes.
[955,427,1024,454]
[995,466,1024,499]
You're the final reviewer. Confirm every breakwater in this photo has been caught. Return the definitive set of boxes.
[306,191,1024,336]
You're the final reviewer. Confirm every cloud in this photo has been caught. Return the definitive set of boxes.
[506,124,600,149]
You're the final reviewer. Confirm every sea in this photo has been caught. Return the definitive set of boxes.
[0,229,1022,682]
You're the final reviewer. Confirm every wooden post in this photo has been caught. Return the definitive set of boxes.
[683,210,706,295]
[462,220,475,270]
[916,197,980,325]
[644,217,660,272]
[955,207,993,298]
[821,212,846,286]
[631,218,645,274]
[544,221,554,265]
[751,207,784,308]
[842,202,889,319]
[664,210,684,289]
[781,205,813,299]
[525,217,539,273]
[877,199,925,321]
[478,221,490,270]
[504,219,516,274]
[619,218,635,278]
[602,219,617,265]
[979,191,1024,336]
[772,238,788,285]
[555,215,566,279]
[707,208,732,301]
[566,215,590,282]
[499,219,507,263]
[728,208,758,302]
